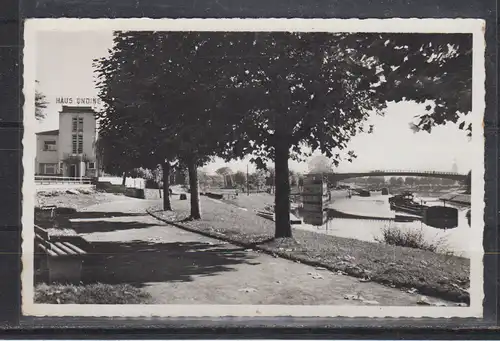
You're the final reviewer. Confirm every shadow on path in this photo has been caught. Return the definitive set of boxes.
[83,241,259,286]
[60,211,157,234]
[36,211,152,231]
[71,211,149,219]
[71,220,159,234]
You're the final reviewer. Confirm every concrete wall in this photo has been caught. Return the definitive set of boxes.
[95,181,127,194]
[58,111,97,161]
[99,176,145,189]
[96,180,145,199]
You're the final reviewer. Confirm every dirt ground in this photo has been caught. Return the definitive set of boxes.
[36,189,122,209]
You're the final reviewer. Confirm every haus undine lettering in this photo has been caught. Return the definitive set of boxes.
[55,97,102,105]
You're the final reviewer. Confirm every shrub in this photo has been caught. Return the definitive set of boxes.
[376,225,439,252]
[145,178,160,189]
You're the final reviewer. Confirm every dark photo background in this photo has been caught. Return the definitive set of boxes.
[0,0,497,335]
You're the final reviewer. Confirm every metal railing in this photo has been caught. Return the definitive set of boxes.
[35,175,93,185]
[324,170,467,179]
[367,170,465,176]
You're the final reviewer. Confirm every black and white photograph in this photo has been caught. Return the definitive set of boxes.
[22,19,485,318]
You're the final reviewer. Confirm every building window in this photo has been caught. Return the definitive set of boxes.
[88,162,95,169]
[40,163,58,175]
[72,133,83,154]
[72,116,84,132]
[43,140,57,151]
[72,134,77,153]
[78,132,83,153]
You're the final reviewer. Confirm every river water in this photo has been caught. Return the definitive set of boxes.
[294,190,471,258]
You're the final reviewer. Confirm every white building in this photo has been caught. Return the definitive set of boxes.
[35,105,98,178]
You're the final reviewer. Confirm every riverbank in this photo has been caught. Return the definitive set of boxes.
[148,195,470,304]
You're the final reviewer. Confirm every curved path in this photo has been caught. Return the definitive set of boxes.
[70,196,450,306]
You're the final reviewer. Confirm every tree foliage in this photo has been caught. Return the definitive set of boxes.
[94,32,240,217]
[94,31,472,238]
[234,171,247,187]
[212,32,472,237]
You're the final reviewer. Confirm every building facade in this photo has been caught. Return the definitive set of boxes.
[35,106,98,178]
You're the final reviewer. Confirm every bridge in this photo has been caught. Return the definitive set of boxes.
[313,170,468,183]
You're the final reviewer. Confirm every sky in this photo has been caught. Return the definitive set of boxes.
[35,30,473,175]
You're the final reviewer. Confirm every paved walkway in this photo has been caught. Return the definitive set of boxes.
[71,197,447,306]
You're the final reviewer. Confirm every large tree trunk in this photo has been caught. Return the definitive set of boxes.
[274,143,292,238]
[121,171,127,186]
[162,161,172,211]
[187,158,201,219]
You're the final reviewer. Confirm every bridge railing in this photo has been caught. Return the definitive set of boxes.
[309,170,467,178]
[368,170,463,175]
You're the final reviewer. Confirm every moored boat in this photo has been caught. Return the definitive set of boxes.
[388,192,427,216]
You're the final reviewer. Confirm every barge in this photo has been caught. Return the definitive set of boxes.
[389,191,459,229]
[388,192,427,216]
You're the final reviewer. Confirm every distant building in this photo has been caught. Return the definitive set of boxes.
[35,106,98,178]
[452,159,458,173]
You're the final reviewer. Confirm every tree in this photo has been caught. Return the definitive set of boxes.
[94,33,182,211]
[265,167,276,194]
[389,177,398,186]
[94,127,135,185]
[367,176,385,187]
[234,171,246,188]
[216,32,472,238]
[248,169,266,190]
[289,170,299,188]
[216,167,234,188]
[198,169,211,190]
[35,81,48,121]
[298,175,304,190]
[94,32,239,217]
[405,177,416,186]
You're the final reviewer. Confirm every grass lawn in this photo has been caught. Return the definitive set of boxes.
[222,192,275,212]
[149,195,470,303]
[35,283,152,304]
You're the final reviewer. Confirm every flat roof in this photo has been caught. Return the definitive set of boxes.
[36,129,59,136]
[60,106,95,113]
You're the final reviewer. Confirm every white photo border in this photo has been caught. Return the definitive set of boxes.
[22,18,486,318]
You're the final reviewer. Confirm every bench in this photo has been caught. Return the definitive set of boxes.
[34,225,87,284]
